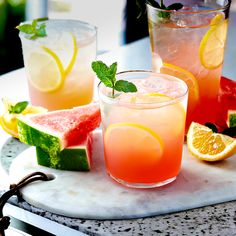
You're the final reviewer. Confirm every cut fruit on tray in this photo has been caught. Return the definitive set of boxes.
[17,103,101,157]
[36,132,93,171]
[187,122,236,162]
[0,98,47,138]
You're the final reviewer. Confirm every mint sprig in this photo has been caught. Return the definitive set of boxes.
[16,19,47,40]
[205,122,236,138]
[92,61,137,98]
[8,101,29,114]
[147,0,183,19]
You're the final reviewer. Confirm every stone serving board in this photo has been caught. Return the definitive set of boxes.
[9,131,236,220]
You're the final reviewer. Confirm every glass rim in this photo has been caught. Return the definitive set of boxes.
[98,70,188,108]
[19,18,97,41]
[146,1,231,15]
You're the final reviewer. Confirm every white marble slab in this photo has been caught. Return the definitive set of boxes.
[9,131,236,220]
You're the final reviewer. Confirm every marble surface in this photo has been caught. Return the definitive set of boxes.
[8,131,236,221]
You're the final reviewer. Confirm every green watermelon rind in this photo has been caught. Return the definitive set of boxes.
[36,145,90,171]
[17,118,63,167]
[227,110,236,128]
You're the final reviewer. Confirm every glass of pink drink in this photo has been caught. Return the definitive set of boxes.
[19,19,97,110]
[147,0,231,130]
[98,71,188,188]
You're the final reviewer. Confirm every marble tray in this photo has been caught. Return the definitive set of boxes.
[9,131,236,220]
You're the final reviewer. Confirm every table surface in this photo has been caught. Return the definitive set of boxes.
[0,11,236,236]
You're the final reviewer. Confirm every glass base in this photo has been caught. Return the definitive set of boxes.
[108,173,176,189]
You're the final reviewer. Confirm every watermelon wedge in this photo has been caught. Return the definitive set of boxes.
[217,77,236,130]
[227,110,236,128]
[17,103,101,159]
[36,133,93,170]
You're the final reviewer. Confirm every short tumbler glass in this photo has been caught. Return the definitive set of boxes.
[98,70,188,188]
[19,19,97,111]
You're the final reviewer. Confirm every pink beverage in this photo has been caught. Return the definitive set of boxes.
[98,71,188,188]
[19,19,97,110]
[147,0,231,130]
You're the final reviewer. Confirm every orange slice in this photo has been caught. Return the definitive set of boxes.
[199,14,228,70]
[104,123,164,166]
[187,122,236,161]
[160,63,199,110]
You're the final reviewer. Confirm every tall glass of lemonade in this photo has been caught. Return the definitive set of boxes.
[98,71,188,188]
[147,0,231,130]
[19,19,97,110]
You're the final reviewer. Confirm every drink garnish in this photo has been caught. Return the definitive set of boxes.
[147,0,183,19]
[187,122,236,162]
[205,122,236,138]
[91,61,137,98]
[6,100,29,114]
[16,18,48,40]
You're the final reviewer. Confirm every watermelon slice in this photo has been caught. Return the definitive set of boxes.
[227,110,236,128]
[217,77,236,130]
[17,103,101,159]
[36,133,93,170]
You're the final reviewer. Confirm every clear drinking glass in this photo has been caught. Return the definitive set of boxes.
[146,0,231,130]
[98,71,188,188]
[19,19,97,110]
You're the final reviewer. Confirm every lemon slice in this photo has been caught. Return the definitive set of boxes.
[199,14,228,70]
[0,114,18,138]
[0,98,47,138]
[130,92,172,103]
[26,49,64,92]
[160,63,199,111]
[105,122,164,165]
[187,122,236,161]
[53,33,78,75]
[64,34,78,75]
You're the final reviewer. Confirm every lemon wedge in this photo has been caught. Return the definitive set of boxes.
[0,98,47,138]
[187,122,236,162]
[199,14,228,70]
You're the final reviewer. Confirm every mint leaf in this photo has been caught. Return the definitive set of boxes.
[16,24,34,34]
[167,3,183,10]
[108,62,117,84]
[147,0,160,8]
[91,61,114,88]
[37,23,46,36]
[205,122,218,133]
[9,101,29,114]
[16,19,47,40]
[222,127,236,137]
[91,61,137,98]
[114,80,138,93]
[147,0,183,19]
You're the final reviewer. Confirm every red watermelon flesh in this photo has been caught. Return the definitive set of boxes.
[30,103,101,146]
[216,76,236,130]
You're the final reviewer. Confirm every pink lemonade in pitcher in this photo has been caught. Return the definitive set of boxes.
[147,0,230,130]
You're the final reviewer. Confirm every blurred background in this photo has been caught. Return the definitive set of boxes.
[0,0,235,76]
[0,0,150,75]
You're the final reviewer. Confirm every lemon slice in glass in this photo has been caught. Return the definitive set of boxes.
[53,33,78,75]
[26,49,64,92]
[105,122,164,164]
[160,63,199,111]
[199,13,228,70]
